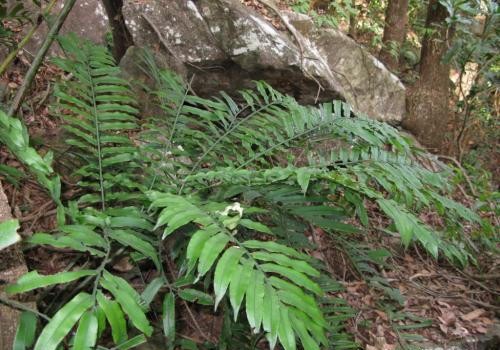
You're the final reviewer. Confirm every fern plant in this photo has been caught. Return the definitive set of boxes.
[2,38,493,350]
[6,37,157,350]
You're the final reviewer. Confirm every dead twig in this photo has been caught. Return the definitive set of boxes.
[0,0,59,75]
[451,266,500,296]
[18,202,56,223]
[437,155,477,197]
[164,256,212,342]
[0,296,50,322]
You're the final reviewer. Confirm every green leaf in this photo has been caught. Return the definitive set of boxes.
[178,289,214,306]
[107,229,160,269]
[377,199,414,247]
[238,219,272,234]
[229,262,253,319]
[251,251,319,277]
[186,228,215,271]
[96,291,128,344]
[109,216,153,231]
[277,308,296,350]
[262,284,280,348]
[59,225,107,248]
[214,246,244,309]
[34,292,93,350]
[260,263,322,295]
[13,311,37,350]
[115,334,148,350]
[162,292,175,347]
[95,306,106,338]
[242,240,309,260]
[179,338,199,350]
[28,233,105,257]
[197,233,230,277]
[245,270,265,332]
[0,219,21,250]
[162,211,200,238]
[366,248,391,265]
[296,168,312,194]
[100,272,153,336]
[7,270,97,294]
[0,164,25,185]
[276,290,325,327]
[73,310,98,350]
[290,311,320,350]
[141,277,164,308]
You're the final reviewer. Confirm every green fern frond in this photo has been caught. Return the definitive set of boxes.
[52,34,141,208]
[140,55,412,184]
[149,191,328,350]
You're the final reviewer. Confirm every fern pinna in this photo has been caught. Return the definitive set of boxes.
[2,37,491,350]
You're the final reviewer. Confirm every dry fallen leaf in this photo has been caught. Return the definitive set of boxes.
[439,323,448,334]
[112,256,134,272]
[438,309,456,326]
[451,325,469,337]
[475,325,489,334]
[460,309,486,322]
[480,317,494,325]
[374,310,388,321]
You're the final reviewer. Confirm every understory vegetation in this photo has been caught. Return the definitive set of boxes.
[0,35,497,350]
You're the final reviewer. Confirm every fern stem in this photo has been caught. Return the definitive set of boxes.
[86,63,106,210]
[236,118,343,170]
[91,231,111,301]
[8,0,77,117]
[180,102,280,194]
[148,76,193,191]
[0,296,51,322]
[169,75,194,145]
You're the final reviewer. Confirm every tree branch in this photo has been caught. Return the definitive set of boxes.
[7,0,77,117]
[0,0,59,76]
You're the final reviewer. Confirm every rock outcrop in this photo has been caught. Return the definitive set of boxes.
[31,1,108,53]
[121,0,405,123]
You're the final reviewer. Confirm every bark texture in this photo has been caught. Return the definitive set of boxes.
[379,0,409,71]
[0,182,30,350]
[101,0,133,61]
[403,0,453,153]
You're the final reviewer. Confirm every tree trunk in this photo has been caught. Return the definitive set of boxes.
[403,0,453,153]
[0,181,32,350]
[101,0,133,61]
[379,0,409,71]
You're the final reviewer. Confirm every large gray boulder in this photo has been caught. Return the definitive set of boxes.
[122,0,405,123]
[19,0,109,57]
